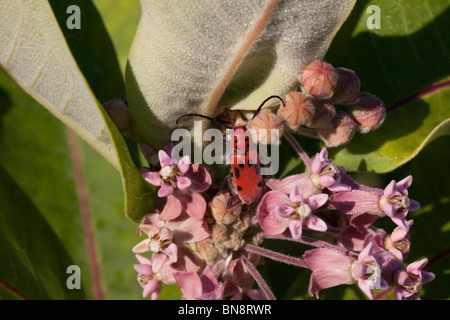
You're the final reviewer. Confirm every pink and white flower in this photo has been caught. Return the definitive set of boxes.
[257,182,328,239]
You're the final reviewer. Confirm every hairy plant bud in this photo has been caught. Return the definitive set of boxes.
[300,60,338,99]
[247,109,284,144]
[307,99,336,129]
[102,98,131,133]
[277,91,315,129]
[332,68,361,105]
[209,191,242,225]
[317,110,356,147]
[348,92,386,133]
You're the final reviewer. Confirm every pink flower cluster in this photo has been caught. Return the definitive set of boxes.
[132,142,434,300]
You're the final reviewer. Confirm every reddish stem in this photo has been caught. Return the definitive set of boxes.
[244,243,307,268]
[67,129,104,300]
[240,255,276,300]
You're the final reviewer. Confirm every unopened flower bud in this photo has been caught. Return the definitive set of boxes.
[307,99,336,129]
[102,98,131,133]
[277,91,315,129]
[247,109,284,144]
[348,93,386,133]
[317,110,356,147]
[332,68,361,105]
[300,60,338,99]
[209,191,242,225]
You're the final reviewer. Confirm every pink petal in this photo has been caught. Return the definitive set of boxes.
[139,224,160,237]
[134,263,153,276]
[409,199,420,212]
[358,279,374,300]
[163,243,178,263]
[307,193,329,210]
[318,175,336,188]
[185,164,212,192]
[177,156,191,174]
[384,180,396,198]
[140,170,161,186]
[158,183,174,197]
[358,241,374,262]
[330,190,383,216]
[289,182,303,203]
[397,175,413,193]
[349,213,379,230]
[159,227,174,241]
[135,254,152,266]
[305,214,328,232]
[176,176,192,190]
[171,217,210,243]
[159,195,183,221]
[158,150,174,167]
[275,203,295,218]
[179,191,206,221]
[308,268,354,298]
[256,191,290,235]
[132,239,150,253]
[406,258,428,274]
[303,248,353,272]
[390,226,409,243]
[246,289,265,300]
[289,219,304,239]
[265,173,313,195]
[142,279,161,299]
[339,226,366,252]
[174,272,203,300]
[200,267,219,295]
[391,214,409,231]
[152,253,169,273]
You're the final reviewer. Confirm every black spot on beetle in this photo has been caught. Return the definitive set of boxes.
[233,167,240,179]
[237,185,243,191]
[239,163,245,169]
[258,181,263,188]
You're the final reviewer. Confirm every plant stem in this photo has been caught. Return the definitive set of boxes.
[283,130,312,170]
[244,244,307,267]
[240,255,276,300]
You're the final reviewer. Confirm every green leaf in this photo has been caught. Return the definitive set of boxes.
[0,0,154,222]
[126,0,356,149]
[0,164,85,300]
[0,68,152,299]
[92,0,140,74]
[0,0,118,167]
[325,0,450,172]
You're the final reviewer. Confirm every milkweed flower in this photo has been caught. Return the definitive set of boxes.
[139,144,212,220]
[257,182,328,239]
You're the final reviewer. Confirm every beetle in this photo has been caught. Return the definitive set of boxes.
[176,95,285,205]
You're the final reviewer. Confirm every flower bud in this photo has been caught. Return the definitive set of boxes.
[277,91,315,129]
[208,190,242,225]
[332,68,361,105]
[300,60,338,99]
[307,99,336,129]
[102,98,131,133]
[247,109,284,144]
[347,93,386,133]
[317,110,356,147]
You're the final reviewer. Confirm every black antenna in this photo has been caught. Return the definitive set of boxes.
[252,95,285,119]
[176,113,233,129]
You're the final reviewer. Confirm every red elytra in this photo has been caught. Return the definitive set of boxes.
[176,95,284,205]
[227,125,264,204]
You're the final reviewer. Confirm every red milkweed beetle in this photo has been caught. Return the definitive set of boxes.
[176,95,285,205]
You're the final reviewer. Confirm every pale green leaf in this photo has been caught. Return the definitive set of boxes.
[0,0,117,168]
[126,0,356,149]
